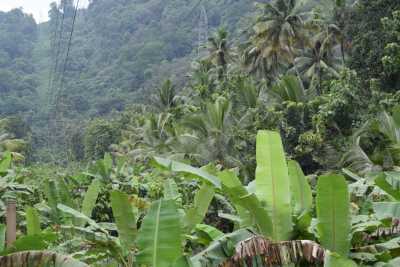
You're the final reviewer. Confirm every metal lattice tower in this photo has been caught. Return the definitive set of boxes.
[197,5,209,58]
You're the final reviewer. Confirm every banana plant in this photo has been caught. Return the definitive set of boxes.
[58,190,185,267]
[157,130,360,266]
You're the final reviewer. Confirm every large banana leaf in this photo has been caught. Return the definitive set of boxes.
[44,180,60,224]
[218,170,272,236]
[288,160,312,216]
[110,191,137,250]
[81,179,102,219]
[375,172,400,200]
[2,232,58,255]
[0,251,88,267]
[0,152,11,175]
[25,207,41,236]
[373,202,400,220]
[153,157,221,188]
[255,130,292,241]
[323,252,357,267]
[316,174,350,256]
[0,224,5,252]
[184,182,215,231]
[136,199,182,267]
[191,229,255,267]
[57,204,105,232]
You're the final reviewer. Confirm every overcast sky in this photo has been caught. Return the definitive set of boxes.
[0,0,89,23]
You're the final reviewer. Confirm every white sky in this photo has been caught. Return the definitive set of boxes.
[0,0,89,23]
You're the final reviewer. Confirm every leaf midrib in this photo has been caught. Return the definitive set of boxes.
[153,200,162,267]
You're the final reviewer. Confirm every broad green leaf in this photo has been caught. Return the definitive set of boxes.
[256,130,292,241]
[324,252,357,267]
[0,224,5,252]
[316,174,350,256]
[104,152,113,172]
[191,229,255,267]
[393,105,400,127]
[288,160,312,216]
[0,152,11,174]
[57,178,76,209]
[2,232,57,255]
[136,199,182,267]
[0,251,88,266]
[25,207,41,236]
[184,183,215,231]
[373,202,400,220]
[174,256,193,267]
[375,174,400,200]
[57,204,102,231]
[81,179,102,219]
[153,157,221,188]
[110,191,137,250]
[44,180,60,224]
[194,224,224,243]
[218,170,272,236]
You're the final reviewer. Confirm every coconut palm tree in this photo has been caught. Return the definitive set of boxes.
[182,97,236,166]
[207,27,233,79]
[154,79,177,111]
[293,39,340,95]
[342,107,400,175]
[243,0,307,80]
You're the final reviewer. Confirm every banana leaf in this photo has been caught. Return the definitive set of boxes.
[288,160,312,216]
[2,232,58,255]
[191,229,255,267]
[184,182,215,231]
[110,191,137,250]
[81,179,102,220]
[218,170,272,236]
[25,207,41,236]
[153,157,221,188]
[323,252,357,267]
[0,224,5,252]
[0,152,11,175]
[373,202,400,220]
[136,199,183,267]
[316,174,350,256]
[256,130,292,241]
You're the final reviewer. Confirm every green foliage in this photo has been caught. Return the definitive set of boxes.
[288,160,313,216]
[153,157,221,188]
[84,119,120,160]
[25,207,41,236]
[110,190,137,250]
[256,130,292,241]
[316,174,351,256]
[136,199,183,267]
[184,183,215,232]
[348,0,400,91]
[81,179,102,219]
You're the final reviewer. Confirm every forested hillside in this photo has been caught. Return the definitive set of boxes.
[43,0,252,116]
[0,9,38,116]
[1,0,400,266]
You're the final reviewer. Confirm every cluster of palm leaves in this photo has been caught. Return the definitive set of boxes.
[343,106,400,175]
[242,0,344,93]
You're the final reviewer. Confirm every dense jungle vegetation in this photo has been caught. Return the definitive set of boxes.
[0,0,400,266]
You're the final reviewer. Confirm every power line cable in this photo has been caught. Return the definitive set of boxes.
[52,0,81,164]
